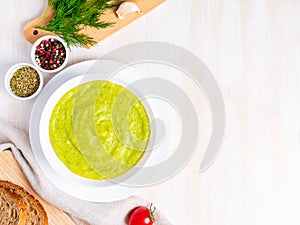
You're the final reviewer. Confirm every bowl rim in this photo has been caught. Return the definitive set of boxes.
[5,63,44,100]
[31,35,69,74]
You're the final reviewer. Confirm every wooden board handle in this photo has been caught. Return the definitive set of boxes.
[24,6,55,44]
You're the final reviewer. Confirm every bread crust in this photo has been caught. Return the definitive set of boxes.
[0,181,48,225]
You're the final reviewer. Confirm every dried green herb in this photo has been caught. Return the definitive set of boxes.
[37,0,121,48]
[10,66,40,97]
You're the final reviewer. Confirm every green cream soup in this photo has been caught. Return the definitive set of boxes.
[49,81,151,180]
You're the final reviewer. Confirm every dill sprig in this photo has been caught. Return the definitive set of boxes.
[37,0,120,48]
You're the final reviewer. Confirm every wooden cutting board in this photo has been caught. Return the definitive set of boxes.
[24,0,165,48]
[0,151,76,225]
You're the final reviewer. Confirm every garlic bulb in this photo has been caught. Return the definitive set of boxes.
[116,1,142,19]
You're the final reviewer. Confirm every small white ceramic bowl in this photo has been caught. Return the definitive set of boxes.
[5,63,44,100]
[31,35,69,73]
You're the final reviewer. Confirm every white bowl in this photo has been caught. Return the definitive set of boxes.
[5,63,44,100]
[31,35,69,73]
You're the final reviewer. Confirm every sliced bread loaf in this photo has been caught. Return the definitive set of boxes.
[0,181,48,225]
[0,186,27,225]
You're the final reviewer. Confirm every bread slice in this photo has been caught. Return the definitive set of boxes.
[0,186,27,225]
[0,181,48,225]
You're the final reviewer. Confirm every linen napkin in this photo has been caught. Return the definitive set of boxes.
[0,118,172,225]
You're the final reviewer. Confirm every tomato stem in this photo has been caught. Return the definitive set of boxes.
[149,203,156,222]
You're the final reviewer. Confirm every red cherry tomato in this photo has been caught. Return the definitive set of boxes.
[129,203,156,225]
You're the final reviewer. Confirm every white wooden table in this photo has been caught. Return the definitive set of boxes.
[1,0,300,224]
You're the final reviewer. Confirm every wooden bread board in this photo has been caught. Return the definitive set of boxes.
[0,150,76,225]
[24,0,165,48]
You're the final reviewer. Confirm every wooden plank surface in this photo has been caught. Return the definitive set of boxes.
[0,151,76,225]
[23,0,166,48]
